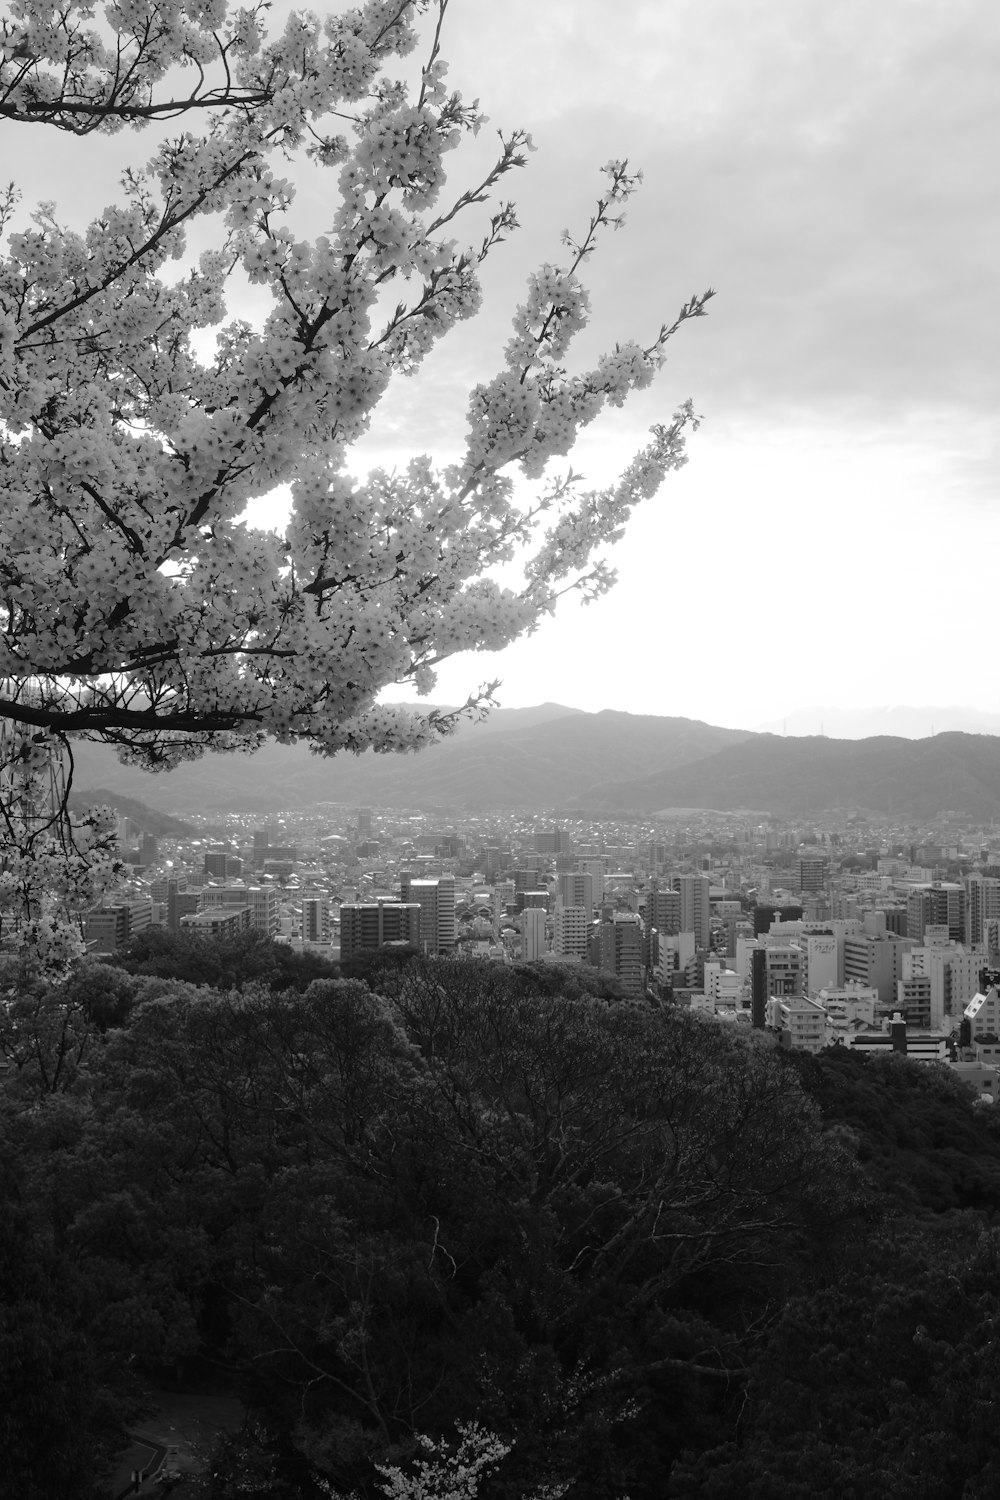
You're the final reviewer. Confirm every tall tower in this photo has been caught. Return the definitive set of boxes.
[674,874,711,950]
[521,906,546,961]
[646,886,682,937]
[302,897,329,945]
[596,916,644,997]
[966,875,1000,948]
[554,905,590,960]
[558,871,594,911]
[409,875,456,955]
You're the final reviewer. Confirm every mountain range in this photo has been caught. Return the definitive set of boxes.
[753,704,1000,739]
[64,704,1000,822]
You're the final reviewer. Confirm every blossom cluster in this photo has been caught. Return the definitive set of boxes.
[0,0,711,962]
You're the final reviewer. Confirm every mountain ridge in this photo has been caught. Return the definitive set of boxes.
[66,707,1000,819]
[67,706,750,814]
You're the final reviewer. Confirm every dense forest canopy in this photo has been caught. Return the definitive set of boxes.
[4,937,1000,1496]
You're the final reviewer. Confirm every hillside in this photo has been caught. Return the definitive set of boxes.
[65,788,196,839]
[592,730,1000,819]
[68,707,752,813]
[67,707,1000,819]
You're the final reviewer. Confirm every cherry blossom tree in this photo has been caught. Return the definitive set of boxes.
[0,0,711,958]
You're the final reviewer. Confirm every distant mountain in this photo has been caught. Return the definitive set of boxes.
[68,707,751,814]
[65,788,196,838]
[66,707,1000,820]
[754,705,1000,739]
[592,731,1000,820]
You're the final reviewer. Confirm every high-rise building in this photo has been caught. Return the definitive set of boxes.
[575,859,606,906]
[645,886,682,936]
[750,946,767,1028]
[553,905,590,961]
[301,897,329,945]
[967,875,1000,948]
[646,840,669,872]
[408,875,456,955]
[204,849,226,878]
[906,882,966,945]
[339,901,421,961]
[674,874,711,951]
[520,906,546,962]
[596,915,644,997]
[558,871,594,911]
[797,856,827,893]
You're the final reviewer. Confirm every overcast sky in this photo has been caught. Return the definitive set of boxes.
[23,0,1000,734]
[372,0,1000,733]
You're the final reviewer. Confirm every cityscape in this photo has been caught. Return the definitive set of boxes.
[86,775,1000,1093]
[1,0,998,1492]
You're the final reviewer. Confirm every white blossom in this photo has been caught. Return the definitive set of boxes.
[0,0,712,962]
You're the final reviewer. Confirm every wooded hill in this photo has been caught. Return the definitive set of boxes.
[5,937,1000,1497]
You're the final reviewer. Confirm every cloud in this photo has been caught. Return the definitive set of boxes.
[346,0,1000,505]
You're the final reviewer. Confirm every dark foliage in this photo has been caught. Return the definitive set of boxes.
[116,926,340,993]
[0,1152,119,1499]
[782,1046,1000,1214]
[4,944,1000,1496]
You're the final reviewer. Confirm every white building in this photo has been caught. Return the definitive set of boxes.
[703,961,745,1013]
[966,986,1000,1038]
[656,930,696,985]
[201,884,279,934]
[575,859,606,906]
[801,932,838,996]
[554,905,590,961]
[409,875,457,955]
[767,995,827,1053]
[819,984,878,1040]
[906,943,983,1030]
[520,906,547,962]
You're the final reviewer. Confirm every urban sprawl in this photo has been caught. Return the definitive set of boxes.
[90,804,1000,1100]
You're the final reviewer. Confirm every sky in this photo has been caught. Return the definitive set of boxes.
[20,0,1000,735]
